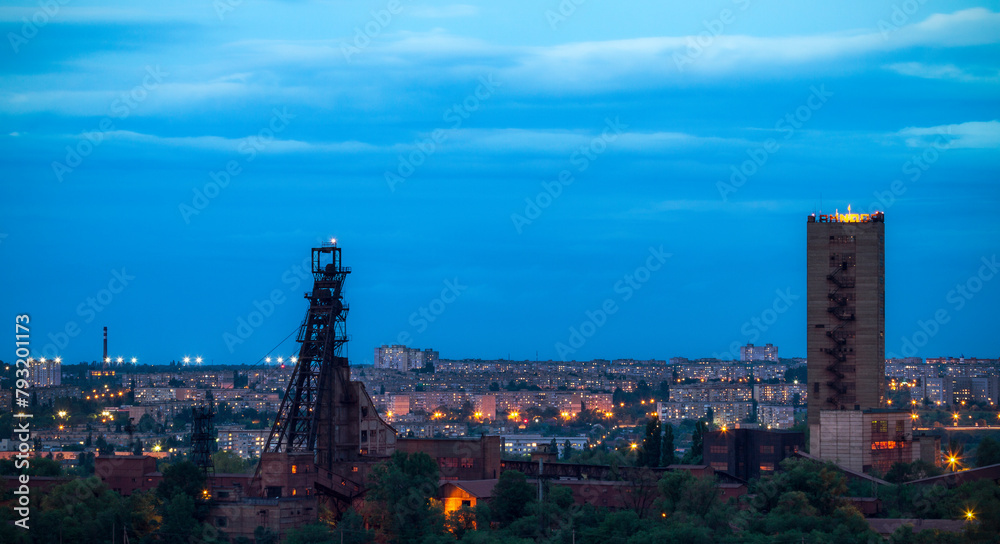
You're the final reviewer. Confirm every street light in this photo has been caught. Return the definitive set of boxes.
[964,509,975,521]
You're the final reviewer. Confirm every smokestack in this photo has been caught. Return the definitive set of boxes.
[103,327,108,366]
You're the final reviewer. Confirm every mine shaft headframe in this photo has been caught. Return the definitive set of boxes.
[303,242,352,362]
[312,242,351,283]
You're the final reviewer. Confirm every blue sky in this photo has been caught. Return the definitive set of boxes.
[1,0,998,365]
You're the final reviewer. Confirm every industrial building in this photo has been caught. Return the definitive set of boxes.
[807,209,886,454]
[702,428,805,480]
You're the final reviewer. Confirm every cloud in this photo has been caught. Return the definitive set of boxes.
[97,130,383,154]
[897,120,1000,149]
[884,62,999,82]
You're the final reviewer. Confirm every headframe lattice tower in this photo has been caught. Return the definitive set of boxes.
[261,243,353,466]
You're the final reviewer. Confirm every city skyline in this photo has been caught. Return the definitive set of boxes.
[2,1,998,364]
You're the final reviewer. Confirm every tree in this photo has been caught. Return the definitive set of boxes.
[681,421,707,465]
[489,381,500,391]
[661,423,676,466]
[253,526,278,544]
[562,440,573,460]
[364,451,442,541]
[975,436,1000,467]
[157,460,207,503]
[96,435,114,456]
[285,523,332,544]
[133,438,143,455]
[336,509,374,544]
[138,413,156,433]
[489,470,536,527]
[212,450,249,473]
[159,492,198,542]
[639,416,662,467]
[705,406,715,425]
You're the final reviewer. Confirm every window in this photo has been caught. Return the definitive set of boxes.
[759,463,774,472]
[871,420,888,434]
[709,445,727,454]
[217,491,230,499]
[759,445,774,454]
[291,465,297,474]
[710,462,728,471]
[462,500,471,508]
[215,517,228,528]
[814,383,820,393]
[460,458,475,468]
[895,421,904,433]
[440,457,459,469]
[361,430,368,442]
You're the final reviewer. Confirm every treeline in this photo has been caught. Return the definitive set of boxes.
[3,452,998,543]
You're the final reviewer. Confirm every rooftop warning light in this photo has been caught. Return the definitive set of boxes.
[809,204,884,223]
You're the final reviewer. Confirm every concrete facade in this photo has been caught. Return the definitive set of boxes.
[813,410,929,474]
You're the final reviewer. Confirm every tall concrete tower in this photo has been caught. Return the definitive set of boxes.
[807,208,885,445]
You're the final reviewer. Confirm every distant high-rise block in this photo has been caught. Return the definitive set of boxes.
[740,343,779,362]
[807,210,885,434]
[29,357,62,387]
[374,345,439,371]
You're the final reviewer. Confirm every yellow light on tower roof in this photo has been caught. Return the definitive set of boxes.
[331,238,337,244]
[183,357,190,363]
[265,357,271,363]
[195,357,202,363]
[117,357,123,363]
[55,357,61,363]
[131,357,137,363]
[290,356,297,363]
[39,357,46,362]
[277,357,284,363]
